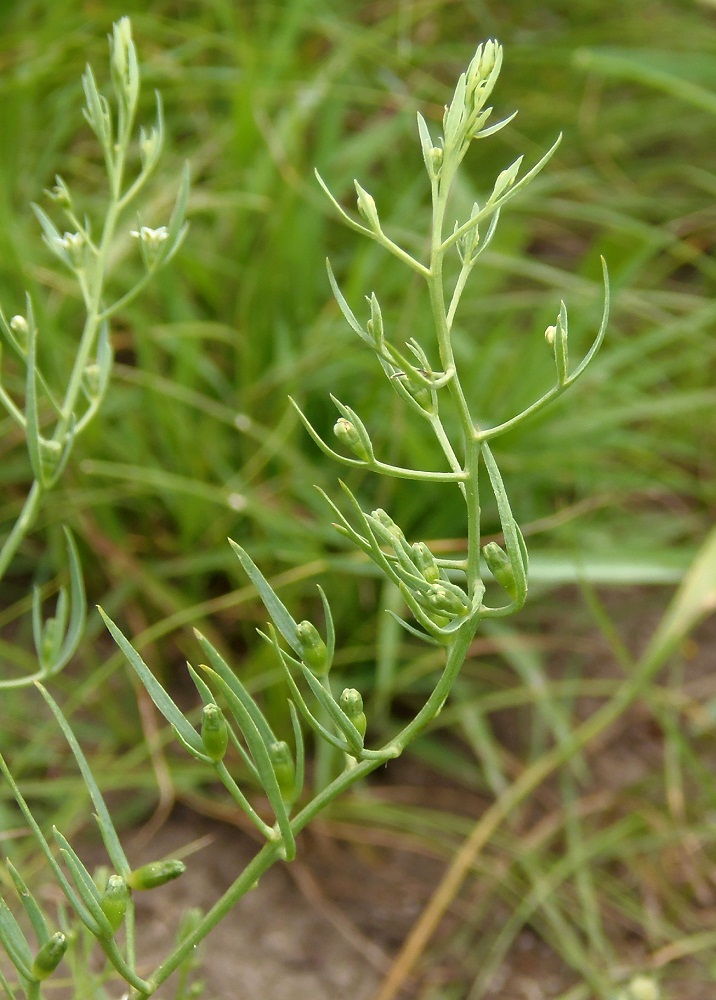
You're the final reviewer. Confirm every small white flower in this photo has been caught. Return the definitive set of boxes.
[10,315,28,334]
[57,231,84,252]
[130,225,169,249]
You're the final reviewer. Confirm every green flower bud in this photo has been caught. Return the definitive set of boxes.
[268,741,295,802]
[412,542,440,583]
[41,616,60,663]
[31,932,67,981]
[354,181,381,232]
[423,581,471,618]
[39,438,62,480]
[83,362,101,397]
[127,859,186,891]
[296,620,329,675]
[46,175,72,207]
[339,688,367,739]
[391,371,433,410]
[100,874,129,932]
[366,292,384,348]
[370,509,406,546]
[482,541,518,599]
[333,417,369,461]
[201,703,229,762]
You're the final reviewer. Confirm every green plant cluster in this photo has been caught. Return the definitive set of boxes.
[0,5,714,1000]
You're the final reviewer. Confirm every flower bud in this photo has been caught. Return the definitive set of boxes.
[482,541,518,599]
[354,181,382,232]
[100,874,129,932]
[201,703,229,762]
[31,932,67,981]
[366,292,384,347]
[46,176,72,207]
[41,616,60,663]
[333,417,369,461]
[390,371,432,410]
[424,581,471,618]
[370,509,406,545]
[429,147,444,174]
[9,314,29,336]
[39,439,63,481]
[296,621,329,674]
[83,362,101,397]
[412,542,440,583]
[544,324,556,346]
[127,859,186,891]
[339,688,367,739]
[268,741,295,802]
[139,127,161,166]
[56,231,85,267]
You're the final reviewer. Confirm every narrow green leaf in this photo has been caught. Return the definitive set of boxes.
[228,541,300,655]
[99,608,206,755]
[193,630,276,746]
[0,752,96,930]
[482,444,528,605]
[31,205,70,267]
[23,308,44,486]
[38,684,128,875]
[416,111,435,174]
[288,701,305,805]
[53,830,113,938]
[298,665,363,754]
[6,861,49,947]
[0,897,34,980]
[202,667,296,859]
[54,526,87,673]
[325,260,371,344]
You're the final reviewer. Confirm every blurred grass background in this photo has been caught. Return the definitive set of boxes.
[0,1,715,997]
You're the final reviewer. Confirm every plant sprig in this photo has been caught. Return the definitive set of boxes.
[0,36,612,1000]
[0,18,189,689]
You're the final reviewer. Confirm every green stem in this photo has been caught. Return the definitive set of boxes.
[135,622,477,997]
[0,88,135,585]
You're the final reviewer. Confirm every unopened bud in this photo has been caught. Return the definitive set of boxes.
[39,439,62,480]
[127,859,186,891]
[333,417,369,461]
[41,617,60,662]
[412,542,440,583]
[424,581,471,618]
[10,314,29,335]
[201,703,229,762]
[296,621,329,674]
[31,932,67,981]
[100,875,129,932]
[83,362,101,397]
[268,741,295,801]
[354,181,381,231]
[391,371,433,410]
[544,324,556,345]
[482,541,518,599]
[46,176,72,207]
[339,688,367,739]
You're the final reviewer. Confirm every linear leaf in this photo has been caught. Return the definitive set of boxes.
[99,608,205,755]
